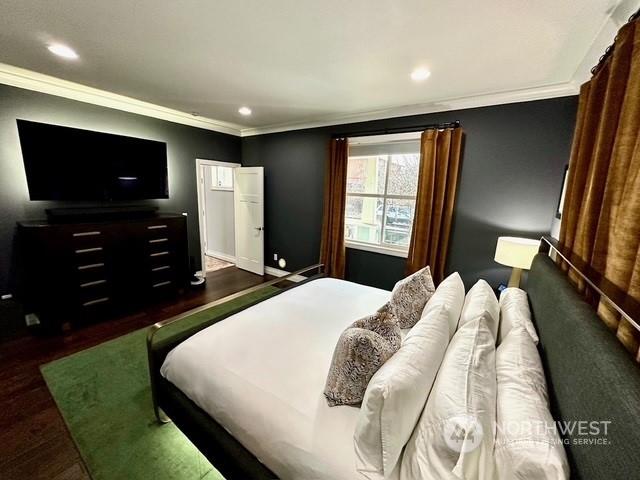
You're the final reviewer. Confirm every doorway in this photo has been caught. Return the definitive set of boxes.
[196,159,240,274]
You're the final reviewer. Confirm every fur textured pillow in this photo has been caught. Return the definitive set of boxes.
[324,307,401,407]
[352,303,402,350]
[389,266,436,328]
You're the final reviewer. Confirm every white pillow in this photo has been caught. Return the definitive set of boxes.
[421,272,465,338]
[400,314,497,480]
[354,300,462,479]
[498,288,539,344]
[495,327,569,479]
[459,279,499,340]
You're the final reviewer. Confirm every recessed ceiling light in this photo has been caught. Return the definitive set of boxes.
[47,43,78,60]
[410,67,431,82]
[238,106,252,116]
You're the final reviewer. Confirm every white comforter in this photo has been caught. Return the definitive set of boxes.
[161,277,391,480]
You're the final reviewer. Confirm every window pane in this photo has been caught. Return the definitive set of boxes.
[217,166,233,189]
[210,166,234,190]
[347,156,387,194]
[387,154,419,196]
[345,195,383,245]
[383,199,416,248]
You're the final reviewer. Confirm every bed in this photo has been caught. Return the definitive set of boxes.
[161,277,391,479]
[147,240,640,480]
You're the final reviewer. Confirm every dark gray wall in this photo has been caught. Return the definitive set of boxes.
[242,96,578,290]
[0,84,241,300]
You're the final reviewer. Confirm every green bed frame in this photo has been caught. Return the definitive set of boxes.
[147,243,640,480]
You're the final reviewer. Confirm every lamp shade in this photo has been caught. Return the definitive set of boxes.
[494,237,539,270]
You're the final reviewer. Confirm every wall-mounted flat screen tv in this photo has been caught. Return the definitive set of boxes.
[17,120,169,201]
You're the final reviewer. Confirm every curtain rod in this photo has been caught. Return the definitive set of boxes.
[591,6,640,75]
[332,120,460,139]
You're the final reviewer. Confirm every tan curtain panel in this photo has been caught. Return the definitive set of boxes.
[559,15,640,360]
[406,127,463,284]
[319,138,348,278]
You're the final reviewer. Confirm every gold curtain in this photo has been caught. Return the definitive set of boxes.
[406,127,463,284]
[319,138,348,278]
[559,15,640,360]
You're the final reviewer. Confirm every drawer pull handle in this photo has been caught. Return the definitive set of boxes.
[80,279,107,288]
[149,238,168,244]
[78,263,105,270]
[152,265,171,272]
[73,231,101,237]
[150,251,169,257]
[75,247,103,254]
[83,297,109,307]
[148,225,168,230]
[152,281,172,288]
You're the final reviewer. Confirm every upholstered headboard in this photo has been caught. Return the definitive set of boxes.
[527,253,640,480]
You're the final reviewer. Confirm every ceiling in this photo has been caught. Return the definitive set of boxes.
[0,0,637,135]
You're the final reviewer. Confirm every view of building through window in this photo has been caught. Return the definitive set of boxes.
[345,152,419,252]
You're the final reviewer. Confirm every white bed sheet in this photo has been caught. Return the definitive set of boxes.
[161,277,391,480]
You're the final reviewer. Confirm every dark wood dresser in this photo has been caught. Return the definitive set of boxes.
[18,213,189,331]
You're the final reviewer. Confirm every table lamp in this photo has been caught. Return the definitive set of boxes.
[494,237,540,288]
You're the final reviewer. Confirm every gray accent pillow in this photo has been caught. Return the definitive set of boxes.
[389,266,436,328]
[324,307,401,407]
[352,303,402,350]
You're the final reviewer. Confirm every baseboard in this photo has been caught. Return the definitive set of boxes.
[205,251,236,264]
[265,266,306,283]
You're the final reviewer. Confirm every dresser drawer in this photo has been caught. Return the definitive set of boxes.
[74,263,108,283]
[149,264,176,284]
[72,246,106,267]
[147,249,174,268]
[148,277,178,298]
[70,229,105,250]
[145,222,171,232]
[75,295,113,323]
[146,237,175,254]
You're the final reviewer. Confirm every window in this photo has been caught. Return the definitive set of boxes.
[210,165,234,191]
[345,134,420,257]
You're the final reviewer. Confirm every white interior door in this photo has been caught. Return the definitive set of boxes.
[234,167,264,275]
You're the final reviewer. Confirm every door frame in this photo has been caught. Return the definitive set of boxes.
[195,158,241,276]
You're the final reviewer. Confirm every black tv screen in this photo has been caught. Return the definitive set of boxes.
[17,120,169,201]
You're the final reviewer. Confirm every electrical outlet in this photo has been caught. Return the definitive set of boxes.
[25,313,41,327]
[273,253,278,261]
[1,293,13,300]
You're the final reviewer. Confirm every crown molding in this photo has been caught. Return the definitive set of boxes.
[0,63,581,139]
[239,82,579,137]
[570,0,640,86]
[0,63,244,136]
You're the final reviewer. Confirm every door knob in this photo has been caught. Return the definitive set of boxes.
[255,227,264,231]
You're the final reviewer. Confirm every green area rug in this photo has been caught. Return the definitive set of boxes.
[41,287,279,480]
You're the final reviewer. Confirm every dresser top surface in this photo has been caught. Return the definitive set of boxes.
[18,212,186,228]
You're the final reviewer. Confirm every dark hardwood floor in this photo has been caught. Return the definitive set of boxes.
[0,267,271,480]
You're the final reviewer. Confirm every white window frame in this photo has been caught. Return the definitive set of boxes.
[209,165,234,191]
[345,153,419,258]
